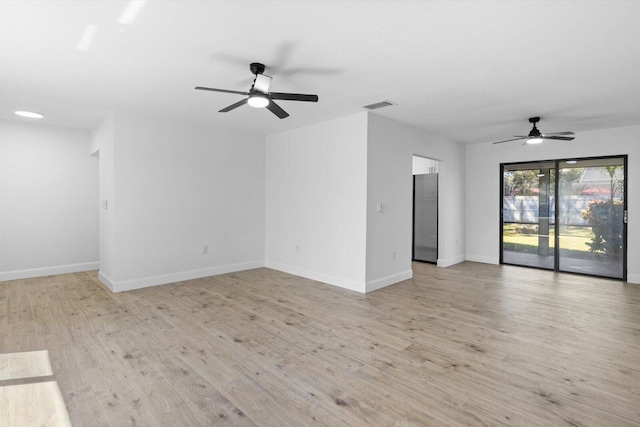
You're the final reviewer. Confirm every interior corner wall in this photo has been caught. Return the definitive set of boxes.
[465,125,640,284]
[105,112,265,292]
[0,120,99,281]
[265,113,368,292]
[91,115,116,288]
[365,114,466,292]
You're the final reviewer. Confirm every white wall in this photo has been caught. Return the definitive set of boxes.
[366,114,466,291]
[5,111,634,292]
[465,125,640,284]
[0,120,99,280]
[91,115,115,281]
[264,112,466,294]
[99,112,265,291]
[265,113,369,292]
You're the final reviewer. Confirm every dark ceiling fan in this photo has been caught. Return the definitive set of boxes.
[195,62,319,119]
[492,117,575,145]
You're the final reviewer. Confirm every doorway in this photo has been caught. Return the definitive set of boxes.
[413,156,438,264]
[501,156,627,280]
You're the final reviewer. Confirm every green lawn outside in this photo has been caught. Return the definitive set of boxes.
[503,223,594,252]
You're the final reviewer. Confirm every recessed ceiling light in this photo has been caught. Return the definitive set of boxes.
[566,160,578,164]
[15,110,44,119]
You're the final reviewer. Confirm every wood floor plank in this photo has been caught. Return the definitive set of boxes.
[1,263,638,426]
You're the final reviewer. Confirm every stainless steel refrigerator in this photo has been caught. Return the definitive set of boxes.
[413,173,438,263]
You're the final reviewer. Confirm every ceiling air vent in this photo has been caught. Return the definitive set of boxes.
[363,100,396,110]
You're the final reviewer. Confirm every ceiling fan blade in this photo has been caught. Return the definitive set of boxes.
[543,135,575,141]
[541,131,575,136]
[491,137,527,145]
[269,92,319,102]
[195,86,250,96]
[266,100,289,119]
[219,98,248,112]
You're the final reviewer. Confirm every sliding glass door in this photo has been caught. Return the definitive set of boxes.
[501,156,627,280]
[502,162,555,270]
[557,157,626,278]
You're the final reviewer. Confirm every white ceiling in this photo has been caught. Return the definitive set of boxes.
[1,0,639,144]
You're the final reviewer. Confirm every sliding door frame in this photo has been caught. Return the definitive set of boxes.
[499,160,556,272]
[500,155,627,281]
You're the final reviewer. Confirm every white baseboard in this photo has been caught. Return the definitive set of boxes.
[464,254,500,265]
[97,271,116,292]
[0,262,99,282]
[103,260,265,292]
[366,270,413,293]
[626,273,640,285]
[437,255,466,268]
[265,260,366,293]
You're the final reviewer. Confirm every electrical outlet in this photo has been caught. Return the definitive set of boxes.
[392,250,396,259]
[295,245,300,253]
[202,245,208,254]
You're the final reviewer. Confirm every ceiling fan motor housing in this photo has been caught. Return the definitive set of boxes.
[528,116,541,137]
[250,62,266,75]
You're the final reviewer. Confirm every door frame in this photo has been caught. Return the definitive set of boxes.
[412,173,439,264]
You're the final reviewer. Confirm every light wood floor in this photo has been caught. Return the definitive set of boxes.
[1,262,639,426]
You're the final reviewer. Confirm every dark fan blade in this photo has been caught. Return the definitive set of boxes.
[543,135,575,141]
[541,131,575,136]
[219,98,248,112]
[195,86,250,96]
[492,137,527,145]
[266,100,289,119]
[269,92,319,102]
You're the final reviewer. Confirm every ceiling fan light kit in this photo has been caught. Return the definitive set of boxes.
[491,117,575,145]
[195,62,319,119]
[248,94,269,108]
